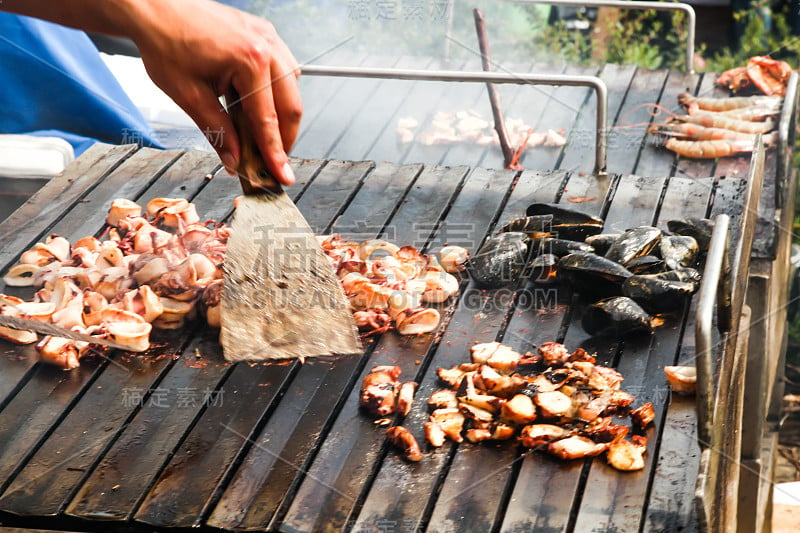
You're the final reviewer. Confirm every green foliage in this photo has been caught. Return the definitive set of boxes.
[704,0,800,72]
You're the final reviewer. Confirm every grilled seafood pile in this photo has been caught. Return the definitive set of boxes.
[0,198,469,369]
[362,341,655,471]
[397,110,566,148]
[716,56,793,96]
[0,198,228,369]
[648,92,782,158]
[318,235,466,337]
[466,204,709,337]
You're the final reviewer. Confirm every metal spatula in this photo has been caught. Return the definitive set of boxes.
[220,90,361,361]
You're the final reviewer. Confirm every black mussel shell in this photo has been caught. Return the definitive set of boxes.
[525,203,604,241]
[626,255,664,275]
[498,215,554,236]
[530,253,559,284]
[582,296,658,337]
[667,218,714,252]
[660,235,699,270]
[605,226,662,266]
[533,237,595,257]
[622,275,695,313]
[584,233,621,256]
[557,252,634,297]
[646,268,702,290]
[467,232,529,288]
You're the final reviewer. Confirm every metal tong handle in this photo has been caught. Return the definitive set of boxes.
[224,88,282,195]
[694,213,731,448]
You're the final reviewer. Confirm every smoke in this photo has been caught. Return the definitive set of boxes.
[249,0,546,64]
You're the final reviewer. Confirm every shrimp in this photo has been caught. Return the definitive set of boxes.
[677,92,782,112]
[663,138,757,158]
[674,112,775,134]
[712,106,780,122]
[649,122,757,141]
[649,123,777,147]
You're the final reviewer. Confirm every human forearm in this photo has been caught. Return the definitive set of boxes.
[0,0,147,38]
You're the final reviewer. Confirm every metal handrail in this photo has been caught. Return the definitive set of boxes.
[301,65,609,175]
[694,213,731,448]
[506,0,696,73]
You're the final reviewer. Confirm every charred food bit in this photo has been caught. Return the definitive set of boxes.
[386,426,422,462]
[360,365,401,417]
[631,402,656,428]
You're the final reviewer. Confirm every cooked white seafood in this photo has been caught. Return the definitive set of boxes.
[664,365,697,394]
[417,341,654,471]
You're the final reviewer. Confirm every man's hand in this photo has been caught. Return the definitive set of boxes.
[2,0,302,186]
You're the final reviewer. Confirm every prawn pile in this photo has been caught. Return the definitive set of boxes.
[317,235,468,337]
[716,56,794,96]
[0,198,228,369]
[648,92,782,158]
[360,341,655,471]
[397,110,566,148]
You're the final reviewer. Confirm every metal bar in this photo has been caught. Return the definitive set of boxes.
[301,65,609,175]
[777,71,799,204]
[473,8,515,168]
[506,0,696,73]
[695,213,730,448]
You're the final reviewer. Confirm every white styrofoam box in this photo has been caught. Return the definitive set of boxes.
[0,134,74,178]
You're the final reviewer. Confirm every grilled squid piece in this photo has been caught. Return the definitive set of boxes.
[82,291,109,327]
[428,389,458,410]
[438,245,469,273]
[359,365,401,417]
[397,381,417,416]
[538,342,570,367]
[547,435,607,460]
[113,285,164,323]
[3,263,38,287]
[106,199,142,227]
[358,239,400,261]
[394,307,440,335]
[470,341,523,373]
[606,436,648,471]
[146,198,199,228]
[37,335,84,370]
[106,320,152,352]
[0,306,38,344]
[15,301,56,322]
[419,271,459,303]
[519,424,568,449]
[428,408,465,444]
[534,391,574,419]
[201,279,223,328]
[353,309,392,336]
[386,426,422,462]
[34,235,71,263]
[154,297,194,330]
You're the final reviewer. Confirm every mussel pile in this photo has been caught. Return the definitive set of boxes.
[467,203,713,337]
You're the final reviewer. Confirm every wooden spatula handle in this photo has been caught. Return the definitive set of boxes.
[224,88,282,195]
